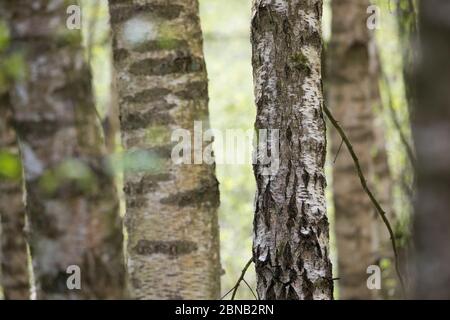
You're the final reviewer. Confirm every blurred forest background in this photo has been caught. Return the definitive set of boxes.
[0,0,416,299]
[78,0,412,299]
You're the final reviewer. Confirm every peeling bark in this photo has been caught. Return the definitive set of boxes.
[251,0,333,300]
[329,0,377,299]
[3,0,126,299]
[0,94,30,300]
[109,0,221,299]
[413,0,450,299]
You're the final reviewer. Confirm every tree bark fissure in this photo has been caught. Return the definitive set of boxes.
[251,0,333,300]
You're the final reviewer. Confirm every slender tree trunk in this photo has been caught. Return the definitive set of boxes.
[368,38,399,298]
[0,94,29,300]
[3,0,126,299]
[251,0,333,300]
[109,0,221,299]
[329,0,377,299]
[413,0,450,299]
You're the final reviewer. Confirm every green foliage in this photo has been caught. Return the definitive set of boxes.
[39,159,96,194]
[0,20,25,93]
[0,21,9,51]
[0,150,22,180]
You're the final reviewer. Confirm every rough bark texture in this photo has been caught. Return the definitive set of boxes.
[413,0,450,299]
[251,0,333,300]
[0,94,30,300]
[109,0,221,299]
[329,0,377,299]
[3,0,126,299]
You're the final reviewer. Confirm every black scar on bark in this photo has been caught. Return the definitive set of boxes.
[124,173,172,195]
[176,81,208,100]
[123,88,171,104]
[159,179,220,208]
[120,110,174,130]
[134,240,198,257]
[132,39,189,53]
[113,49,129,62]
[302,169,310,188]
[109,4,183,24]
[129,55,204,76]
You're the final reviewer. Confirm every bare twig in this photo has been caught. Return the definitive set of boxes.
[323,103,407,297]
[333,138,344,164]
[221,257,255,300]
[242,278,258,300]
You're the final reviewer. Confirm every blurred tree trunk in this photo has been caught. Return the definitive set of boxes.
[109,0,221,299]
[0,94,29,300]
[103,69,120,154]
[3,0,126,299]
[251,0,333,300]
[413,0,450,299]
[397,0,418,115]
[329,0,377,299]
[368,39,397,298]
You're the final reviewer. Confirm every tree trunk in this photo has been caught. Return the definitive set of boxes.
[413,0,450,299]
[108,0,221,299]
[329,0,377,299]
[369,39,396,298]
[0,94,30,300]
[397,0,418,115]
[251,0,333,300]
[4,0,126,299]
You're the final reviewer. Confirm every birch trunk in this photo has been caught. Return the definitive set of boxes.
[413,0,450,299]
[0,94,30,300]
[251,0,333,300]
[3,0,126,299]
[108,0,221,299]
[329,0,377,299]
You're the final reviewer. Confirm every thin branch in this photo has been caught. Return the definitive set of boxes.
[323,103,407,297]
[242,278,258,300]
[221,257,254,300]
[333,138,344,164]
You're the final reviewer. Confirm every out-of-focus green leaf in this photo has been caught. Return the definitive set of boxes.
[0,150,22,180]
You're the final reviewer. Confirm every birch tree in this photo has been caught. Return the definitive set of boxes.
[413,0,450,299]
[108,0,221,299]
[329,0,377,299]
[0,94,29,300]
[251,0,333,300]
[3,0,126,299]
